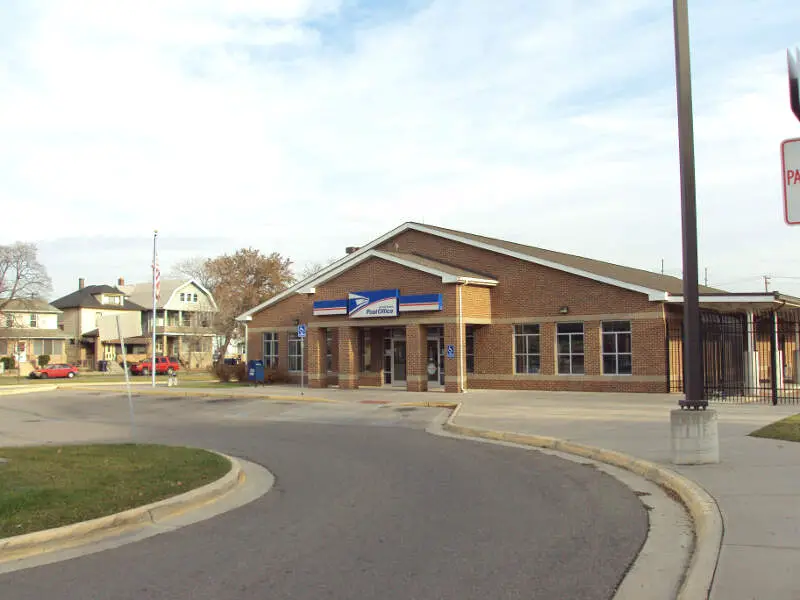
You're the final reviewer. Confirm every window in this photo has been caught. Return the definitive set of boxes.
[0,340,6,354]
[288,334,303,372]
[557,323,584,374]
[326,330,334,372]
[33,340,43,355]
[4,315,13,327]
[603,321,632,375]
[180,293,185,302]
[29,314,38,327]
[465,326,475,373]
[514,324,541,374]
[193,293,198,303]
[263,332,278,368]
[32,339,61,355]
[95,312,103,326]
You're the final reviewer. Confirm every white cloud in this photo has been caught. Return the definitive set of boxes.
[1,0,800,299]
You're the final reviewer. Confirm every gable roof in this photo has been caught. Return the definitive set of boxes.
[416,223,725,296]
[0,298,62,314]
[236,221,726,320]
[51,285,146,311]
[119,279,218,311]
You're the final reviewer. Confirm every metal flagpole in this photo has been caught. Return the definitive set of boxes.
[151,230,158,388]
[117,315,136,438]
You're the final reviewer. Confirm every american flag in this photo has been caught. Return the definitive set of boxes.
[153,254,161,300]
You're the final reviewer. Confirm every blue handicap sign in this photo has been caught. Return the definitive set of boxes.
[297,324,307,338]
[446,345,455,359]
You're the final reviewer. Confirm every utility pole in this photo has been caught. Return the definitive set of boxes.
[672,0,705,410]
[704,267,708,287]
[661,259,665,275]
[764,275,771,293]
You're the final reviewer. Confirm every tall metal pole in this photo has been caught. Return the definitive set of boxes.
[151,231,158,388]
[673,0,706,409]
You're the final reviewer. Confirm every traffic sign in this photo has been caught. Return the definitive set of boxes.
[782,138,800,225]
[446,345,455,359]
[297,324,307,338]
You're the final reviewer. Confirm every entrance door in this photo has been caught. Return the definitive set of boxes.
[384,329,407,386]
[392,340,407,385]
[426,339,441,387]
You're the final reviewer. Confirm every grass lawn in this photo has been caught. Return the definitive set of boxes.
[0,371,215,386]
[0,444,230,538]
[749,413,800,443]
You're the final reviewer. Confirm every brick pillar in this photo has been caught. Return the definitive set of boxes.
[406,324,427,392]
[278,331,290,379]
[541,323,556,375]
[583,321,601,376]
[307,327,327,388]
[338,326,359,389]
[444,322,465,393]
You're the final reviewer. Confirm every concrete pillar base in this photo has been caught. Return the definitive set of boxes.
[671,409,720,465]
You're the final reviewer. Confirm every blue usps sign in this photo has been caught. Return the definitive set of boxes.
[446,345,455,359]
[297,324,307,338]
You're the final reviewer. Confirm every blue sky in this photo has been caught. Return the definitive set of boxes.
[1,0,799,298]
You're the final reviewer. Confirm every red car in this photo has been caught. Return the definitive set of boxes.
[29,364,79,379]
[130,356,181,376]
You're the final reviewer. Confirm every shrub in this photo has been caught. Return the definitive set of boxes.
[264,367,290,384]
[38,354,51,368]
[1,356,15,370]
[213,363,233,383]
[232,362,247,382]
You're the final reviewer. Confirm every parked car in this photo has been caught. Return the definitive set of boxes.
[29,364,79,379]
[129,356,181,376]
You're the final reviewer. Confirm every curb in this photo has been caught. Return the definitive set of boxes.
[0,451,245,561]
[63,386,336,404]
[0,385,58,397]
[442,403,722,600]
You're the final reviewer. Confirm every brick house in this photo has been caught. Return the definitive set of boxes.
[238,222,800,394]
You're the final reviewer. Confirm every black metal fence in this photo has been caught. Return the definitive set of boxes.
[668,310,800,404]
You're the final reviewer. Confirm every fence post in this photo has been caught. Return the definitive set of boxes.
[771,311,779,405]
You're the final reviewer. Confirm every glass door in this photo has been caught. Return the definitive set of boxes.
[392,340,407,385]
[427,339,441,386]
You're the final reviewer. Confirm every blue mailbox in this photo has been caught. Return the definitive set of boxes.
[247,359,264,384]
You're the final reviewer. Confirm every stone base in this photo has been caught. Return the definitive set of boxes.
[406,377,428,392]
[338,375,359,390]
[671,409,720,465]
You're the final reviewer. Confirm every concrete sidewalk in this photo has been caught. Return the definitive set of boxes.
[451,391,800,600]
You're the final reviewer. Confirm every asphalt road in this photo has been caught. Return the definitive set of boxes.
[0,393,647,599]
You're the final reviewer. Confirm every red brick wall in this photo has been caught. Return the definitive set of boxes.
[245,227,671,393]
[380,230,654,317]
[337,326,359,389]
[405,324,427,392]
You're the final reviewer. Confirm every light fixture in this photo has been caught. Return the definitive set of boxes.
[293,318,300,326]
[559,306,569,315]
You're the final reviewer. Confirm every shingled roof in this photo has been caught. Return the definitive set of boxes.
[51,285,146,311]
[414,223,726,296]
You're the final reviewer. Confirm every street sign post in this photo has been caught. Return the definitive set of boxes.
[783,138,800,225]
[297,324,306,393]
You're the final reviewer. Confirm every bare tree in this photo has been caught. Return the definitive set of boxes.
[0,242,52,312]
[297,258,338,281]
[170,257,215,290]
